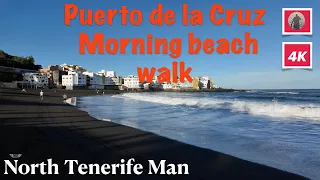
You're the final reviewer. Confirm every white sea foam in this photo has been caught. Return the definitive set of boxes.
[246,90,299,94]
[65,97,77,106]
[112,93,320,121]
[264,91,300,95]
[102,118,112,122]
[90,115,112,122]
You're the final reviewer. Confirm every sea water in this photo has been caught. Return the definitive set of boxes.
[76,89,320,179]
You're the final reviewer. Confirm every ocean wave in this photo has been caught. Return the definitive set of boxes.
[112,93,320,121]
[246,90,257,93]
[235,95,319,103]
[265,92,300,95]
[245,90,300,95]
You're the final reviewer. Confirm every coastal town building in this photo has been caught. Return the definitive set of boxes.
[105,76,123,86]
[22,72,49,88]
[150,76,162,89]
[162,82,172,89]
[123,75,142,89]
[180,78,193,89]
[39,65,60,73]
[192,76,217,89]
[98,70,116,77]
[39,65,216,91]
[106,71,116,77]
[98,70,123,90]
[149,80,173,90]
[143,83,150,90]
[192,78,200,89]
[60,64,86,73]
[198,76,210,89]
[62,71,86,90]
[83,72,104,89]
[148,76,174,90]
[39,65,62,87]
[172,82,180,90]
[170,76,181,90]
[51,70,66,86]
[39,65,87,87]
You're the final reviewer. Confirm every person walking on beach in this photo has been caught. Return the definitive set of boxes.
[63,94,67,103]
[40,90,44,100]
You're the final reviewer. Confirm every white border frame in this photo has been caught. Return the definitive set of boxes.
[282,42,312,69]
[282,8,312,35]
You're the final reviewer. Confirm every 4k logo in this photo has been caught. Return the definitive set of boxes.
[282,42,312,69]
[288,51,307,62]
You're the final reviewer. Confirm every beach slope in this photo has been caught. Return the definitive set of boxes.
[0,89,308,179]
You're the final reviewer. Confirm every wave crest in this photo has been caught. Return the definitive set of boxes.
[113,93,320,121]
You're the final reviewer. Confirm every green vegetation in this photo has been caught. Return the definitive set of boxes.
[0,50,42,70]
[0,50,42,82]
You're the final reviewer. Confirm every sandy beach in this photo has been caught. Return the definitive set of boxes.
[0,88,308,179]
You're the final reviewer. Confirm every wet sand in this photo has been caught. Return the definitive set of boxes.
[0,88,308,179]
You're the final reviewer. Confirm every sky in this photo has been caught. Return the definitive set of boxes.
[0,0,319,89]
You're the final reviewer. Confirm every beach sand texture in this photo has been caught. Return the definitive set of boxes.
[0,88,308,179]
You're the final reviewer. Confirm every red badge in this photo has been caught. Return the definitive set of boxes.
[282,8,312,35]
[282,42,312,69]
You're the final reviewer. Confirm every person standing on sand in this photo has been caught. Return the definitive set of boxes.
[63,94,67,103]
[40,90,44,100]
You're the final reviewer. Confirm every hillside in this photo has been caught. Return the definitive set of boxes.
[0,50,41,70]
[0,50,42,82]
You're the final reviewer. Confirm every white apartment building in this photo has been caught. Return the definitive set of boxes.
[62,71,86,90]
[98,70,116,77]
[22,72,49,88]
[150,76,163,89]
[83,72,104,89]
[199,76,210,89]
[151,76,173,90]
[123,75,142,89]
[105,76,122,86]
[162,82,172,89]
[143,83,150,90]
[106,71,115,77]
[97,70,123,89]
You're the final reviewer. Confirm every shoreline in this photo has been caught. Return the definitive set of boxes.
[0,88,308,179]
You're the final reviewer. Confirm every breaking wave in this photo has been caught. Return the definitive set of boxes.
[263,91,300,95]
[246,90,299,95]
[113,93,320,121]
